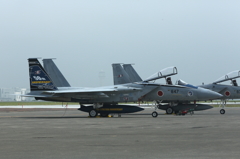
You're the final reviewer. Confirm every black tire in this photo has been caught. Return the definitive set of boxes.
[220,109,225,115]
[89,109,98,117]
[152,111,158,118]
[166,107,173,114]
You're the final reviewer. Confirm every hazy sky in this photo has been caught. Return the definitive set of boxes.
[1,0,240,88]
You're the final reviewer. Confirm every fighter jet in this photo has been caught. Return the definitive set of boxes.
[200,70,240,114]
[112,64,217,115]
[25,58,221,117]
[43,60,219,116]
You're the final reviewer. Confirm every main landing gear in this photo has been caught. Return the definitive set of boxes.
[89,109,98,117]
[89,110,110,117]
[166,107,174,114]
[152,106,175,117]
[151,101,175,117]
[88,103,102,117]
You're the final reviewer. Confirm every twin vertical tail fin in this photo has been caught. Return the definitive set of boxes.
[28,58,57,91]
[43,59,71,87]
[122,64,142,82]
[112,64,132,85]
[112,64,143,85]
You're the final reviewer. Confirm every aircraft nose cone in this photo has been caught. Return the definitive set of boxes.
[205,89,223,100]
[196,88,222,100]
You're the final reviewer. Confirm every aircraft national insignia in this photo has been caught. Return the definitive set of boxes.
[225,91,230,96]
[188,91,193,96]
[35,70,41,74]
[118,74,123,78]
[157,91,164,97]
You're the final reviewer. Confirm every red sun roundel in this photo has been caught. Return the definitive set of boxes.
[225,91,230,97]
[157,91,164,97]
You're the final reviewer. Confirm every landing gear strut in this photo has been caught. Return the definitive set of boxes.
[219,99,226,115]
[151,100,161,118]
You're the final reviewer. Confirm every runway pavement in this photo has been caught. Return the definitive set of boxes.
[0,107,240,159]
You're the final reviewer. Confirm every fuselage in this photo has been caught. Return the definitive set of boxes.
[30,82,222,104]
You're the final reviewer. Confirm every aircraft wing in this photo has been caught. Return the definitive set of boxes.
[21,94,52,97]
[44,87,142,94]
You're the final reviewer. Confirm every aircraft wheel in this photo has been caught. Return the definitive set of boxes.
[166,107,173,114]
[100,113,109,117]
[89,109,98,117]
[152,111,158,118]
[220,109,225,115]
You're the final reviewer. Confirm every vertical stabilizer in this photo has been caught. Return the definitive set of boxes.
[28,58,57,91]
[112,64,132,85]
[43,59,71,87]
[123,64,142,82]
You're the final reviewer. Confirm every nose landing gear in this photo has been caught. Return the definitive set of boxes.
[219,99,226,115]
[220,109,225,114]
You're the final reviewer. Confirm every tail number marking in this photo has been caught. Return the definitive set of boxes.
[171,90,179,94]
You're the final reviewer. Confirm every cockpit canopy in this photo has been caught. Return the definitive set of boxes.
[176,79,198,89]
[213,70,240,85]
[143,66,177,82]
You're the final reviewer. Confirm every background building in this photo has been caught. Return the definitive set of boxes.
[0,88,32,101]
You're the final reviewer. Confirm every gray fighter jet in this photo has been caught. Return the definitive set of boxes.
[200,70,240,114]
[112,64,216,114]
[25,58,222,117]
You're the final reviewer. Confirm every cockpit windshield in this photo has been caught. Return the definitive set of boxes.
[176,79,198,89]
[214,70,240,84]
[143,66,177,82]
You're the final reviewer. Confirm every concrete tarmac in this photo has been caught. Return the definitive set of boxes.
[0,107,240,159]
